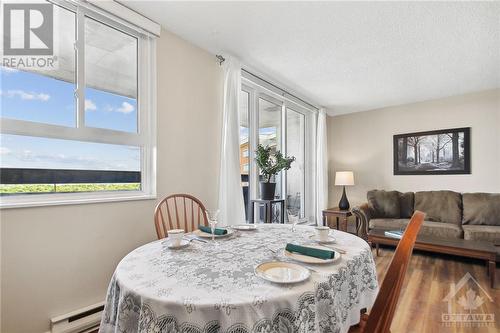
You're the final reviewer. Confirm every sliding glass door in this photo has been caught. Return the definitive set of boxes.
[240,77,315,223]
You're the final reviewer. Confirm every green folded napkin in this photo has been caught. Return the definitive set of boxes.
[199,225,227,235]
[285,243,335,260]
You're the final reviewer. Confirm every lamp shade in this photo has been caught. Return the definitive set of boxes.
[334,171,354,186]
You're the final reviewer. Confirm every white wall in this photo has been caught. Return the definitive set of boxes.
[0,28,223,333]
[327,89,500,207]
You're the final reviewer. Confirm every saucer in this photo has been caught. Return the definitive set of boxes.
[167,239,190,249]
[308,234,336,244]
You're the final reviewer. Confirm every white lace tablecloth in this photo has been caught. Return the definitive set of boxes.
[99,224,378,333]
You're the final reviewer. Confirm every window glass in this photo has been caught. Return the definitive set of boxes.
[84,17,138,133]
[258,97,282,199]
[0,5,76,126]
[286,109,305,218]
[0,134,140,195]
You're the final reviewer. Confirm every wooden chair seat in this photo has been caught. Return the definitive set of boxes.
[348,211,425,333]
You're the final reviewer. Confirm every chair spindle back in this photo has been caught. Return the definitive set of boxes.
[154,194,208,239]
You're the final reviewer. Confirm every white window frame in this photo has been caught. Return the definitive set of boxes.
[242,73,317,223]
[0,0,157,208]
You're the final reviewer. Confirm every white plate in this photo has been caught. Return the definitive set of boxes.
[232,224,257,231]
[192,228,234,238]
[308,234,336,244]
[255,261,310,284]
[166,239,190,249]
[284,245,341,264]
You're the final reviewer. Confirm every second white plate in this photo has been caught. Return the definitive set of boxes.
[192,229,235,238]
[232,224,258,231]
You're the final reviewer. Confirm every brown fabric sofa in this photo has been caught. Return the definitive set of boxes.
[352,190,500,256]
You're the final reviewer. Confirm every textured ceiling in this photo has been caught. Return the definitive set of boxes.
[123,1,500,115]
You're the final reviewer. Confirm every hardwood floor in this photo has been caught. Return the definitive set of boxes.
[375,246,499,333]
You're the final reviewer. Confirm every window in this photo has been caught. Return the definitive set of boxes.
[241,74,316,223]
[84,17,138,133]
[0,1,156,208]
[258,97,282,199]
[286,108,306,218]
[1,5,76,126]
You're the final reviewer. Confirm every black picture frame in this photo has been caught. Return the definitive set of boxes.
[393,127,470,175]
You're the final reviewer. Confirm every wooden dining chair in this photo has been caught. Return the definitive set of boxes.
[349,210,425,333]
[154,194,209,239]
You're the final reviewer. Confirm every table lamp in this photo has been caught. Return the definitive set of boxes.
[334,171,354,210]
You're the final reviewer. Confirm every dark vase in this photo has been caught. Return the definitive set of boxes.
[260,182,276,200]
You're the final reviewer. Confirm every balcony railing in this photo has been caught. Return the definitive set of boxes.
[0,168,141,195]
[0,168,141,184]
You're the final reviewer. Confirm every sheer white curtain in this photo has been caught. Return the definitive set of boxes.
[218,57,246,226]
[316,109,329,225]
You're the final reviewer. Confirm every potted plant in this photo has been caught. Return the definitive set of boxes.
[255,144,295,200]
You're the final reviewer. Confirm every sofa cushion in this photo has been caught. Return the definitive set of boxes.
[463,225,500,245]
[398,192,415,218]
[369,218,408,231]
[414,191,462,225]
[367,190,401,218]
[462,193,500,226]
[419,220,463,239]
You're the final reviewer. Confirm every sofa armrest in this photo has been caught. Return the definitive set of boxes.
[352,203,371,241]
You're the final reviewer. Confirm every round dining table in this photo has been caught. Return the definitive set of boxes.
[99,224,378,333]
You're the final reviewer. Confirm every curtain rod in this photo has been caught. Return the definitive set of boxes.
[241,69,319,111]
[215,54,319,111]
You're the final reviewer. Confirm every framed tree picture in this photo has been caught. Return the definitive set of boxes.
[393,127,470,175]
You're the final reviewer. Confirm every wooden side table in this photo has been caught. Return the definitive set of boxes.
[249,199,285,224]
[322,207,359,234]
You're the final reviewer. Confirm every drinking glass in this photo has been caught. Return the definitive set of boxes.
[206,209,220,245]
[287,209,299,232]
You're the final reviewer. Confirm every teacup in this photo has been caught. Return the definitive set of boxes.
[315,226,330,242]
[167,229,184,247]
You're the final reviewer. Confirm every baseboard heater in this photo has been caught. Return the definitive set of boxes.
[51,302,104,333]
